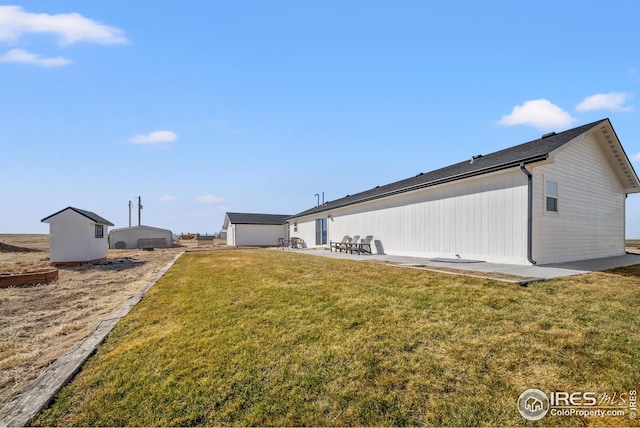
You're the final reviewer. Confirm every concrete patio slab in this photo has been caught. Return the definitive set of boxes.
[539,253,640,272]
[295,248,640,282]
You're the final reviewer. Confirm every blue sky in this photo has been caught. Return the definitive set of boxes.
[2,1,640,236]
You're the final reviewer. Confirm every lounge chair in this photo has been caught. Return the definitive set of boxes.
[330,236,350,252]
[351,235,373,254]
[345,235,360,253]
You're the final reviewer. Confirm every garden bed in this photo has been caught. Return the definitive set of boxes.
[0,269,58,288]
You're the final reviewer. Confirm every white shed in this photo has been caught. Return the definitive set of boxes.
[287,119,640,265]
[108,225,173,249]
[223,212,290,246]
[41,207,114,264]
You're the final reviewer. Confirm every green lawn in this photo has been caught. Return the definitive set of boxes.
[32,249,640,426]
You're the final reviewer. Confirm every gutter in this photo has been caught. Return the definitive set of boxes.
[520,163,537,265]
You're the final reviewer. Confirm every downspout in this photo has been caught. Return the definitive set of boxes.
[520,163,537,265]
[625,194,628,254]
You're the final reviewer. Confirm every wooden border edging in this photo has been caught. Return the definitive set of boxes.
[0,252,185,427]
[0,269,58,289]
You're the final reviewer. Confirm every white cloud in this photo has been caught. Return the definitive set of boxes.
[129,130,178,144]
[632,153,640,162]
[159,194,177,202]
[497,99,575,131]
[576,92,633,112]
[0,5,128,45]
[196,194,225,204]
[0,48,70,67]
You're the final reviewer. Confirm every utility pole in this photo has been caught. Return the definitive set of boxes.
[128,200,132,228]
[137,196,143,226]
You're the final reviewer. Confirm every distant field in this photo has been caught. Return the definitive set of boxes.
[32,249,640,427]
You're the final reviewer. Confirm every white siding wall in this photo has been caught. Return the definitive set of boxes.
[233,224,287,246]
[290,219,317,246]
[227,225,236,246]
[532,134,626,264]
[47,210,109,262]
[291,169,529,264]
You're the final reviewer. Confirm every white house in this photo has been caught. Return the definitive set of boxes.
[41,207,114,264]
[223,212,290,246]
[108,225,173,249]
[287,119,640,265]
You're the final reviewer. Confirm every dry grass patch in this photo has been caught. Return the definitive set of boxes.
[32,249,640,427]
[0,234,188,409]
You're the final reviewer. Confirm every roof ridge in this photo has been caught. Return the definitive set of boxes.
[41,206,114,226]
[288,119,610,219]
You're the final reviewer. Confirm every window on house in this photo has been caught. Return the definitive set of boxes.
[293,222,298,233]
[95,225,104,238]
[545,180,558,213]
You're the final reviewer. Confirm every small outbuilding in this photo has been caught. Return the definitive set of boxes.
[223,212,290,246]
[41,206,114,264]
[108,225,173,249]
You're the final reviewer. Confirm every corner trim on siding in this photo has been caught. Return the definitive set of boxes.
[520,163,537,265]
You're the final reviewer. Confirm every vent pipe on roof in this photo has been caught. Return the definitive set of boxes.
[542,132,557,139]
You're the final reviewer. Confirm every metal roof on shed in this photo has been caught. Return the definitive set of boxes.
[41,206,114,226]
[225,212,291,226]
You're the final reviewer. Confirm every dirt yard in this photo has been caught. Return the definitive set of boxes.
[0,234,221,410]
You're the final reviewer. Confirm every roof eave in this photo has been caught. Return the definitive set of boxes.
[41,207,114,226]
[287,154,549,219]
[588,119,640,193]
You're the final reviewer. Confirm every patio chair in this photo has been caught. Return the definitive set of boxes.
[330,236,350,252]
[277,238,288,250]
[345,235,360,253]
[290,237,305,249]
[353,235,374,255]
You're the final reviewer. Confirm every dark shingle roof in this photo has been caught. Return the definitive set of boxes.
[41,206,114,226]
[225,212,290,225]
[289,119,608,219]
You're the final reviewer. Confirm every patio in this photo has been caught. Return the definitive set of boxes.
[294,247,640,284]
